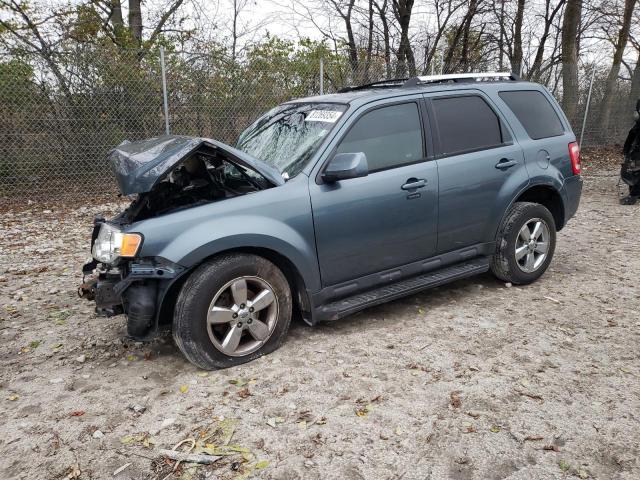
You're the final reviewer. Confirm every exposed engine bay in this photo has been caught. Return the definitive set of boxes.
[116,146,272,223]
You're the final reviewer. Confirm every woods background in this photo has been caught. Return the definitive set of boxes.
[1,0,639,199]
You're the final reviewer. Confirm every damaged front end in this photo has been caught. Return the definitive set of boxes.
[80,245,185,338]
[79,135,283,338]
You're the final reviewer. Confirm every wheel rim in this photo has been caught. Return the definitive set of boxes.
[515,218,551,273]
[206,276,278,357]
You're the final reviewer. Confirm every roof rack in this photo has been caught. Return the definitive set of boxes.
[337,72,520,93]
[338,77,409,93]
[403,72,520,87]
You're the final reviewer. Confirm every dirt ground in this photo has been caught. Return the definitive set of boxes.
[1,168,639,480]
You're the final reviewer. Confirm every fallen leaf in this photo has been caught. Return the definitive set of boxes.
[7,394,19,401]
[120,435,136,445]
[255,460,269,470]
[450,392,462,409]
[66,463,81,479]
[266,417,285,428]
[229,378,247,387]
[237,387,251,399]
[355,404,373,417]
[70,410,85,417]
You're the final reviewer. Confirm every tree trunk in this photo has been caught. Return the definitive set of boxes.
[378,3,391,77]
[110,0,125,45]
[512,0,525,75]
[393,0,416,77]
[339,0,359,78]
[459,0,478,72]
[599,0,637,135]
[365,0,374,81]
[128,0,143,46]
[561,0,582,123]
[498,0,505,70]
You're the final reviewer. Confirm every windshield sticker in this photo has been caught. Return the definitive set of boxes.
[305,110,343,123]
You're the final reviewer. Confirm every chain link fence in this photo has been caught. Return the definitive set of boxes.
[0,46,636,202]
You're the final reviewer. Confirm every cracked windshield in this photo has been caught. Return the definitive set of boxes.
[236,103,348,178]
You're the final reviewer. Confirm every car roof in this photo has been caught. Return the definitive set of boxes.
[289,80,545,108]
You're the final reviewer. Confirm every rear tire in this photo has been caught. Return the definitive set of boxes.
[173,253,292,369]
[491,202,556,285]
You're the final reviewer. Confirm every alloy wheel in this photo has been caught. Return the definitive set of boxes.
[515,218,550,273]
[206,276,278,357]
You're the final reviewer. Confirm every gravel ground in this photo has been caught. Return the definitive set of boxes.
[1,170,639,480]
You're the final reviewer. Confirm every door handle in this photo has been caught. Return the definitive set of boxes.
[495,158,518,169]
[401,178,427,190]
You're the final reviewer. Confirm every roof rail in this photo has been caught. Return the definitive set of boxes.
[403,72,520,87]
[337,77,408,93]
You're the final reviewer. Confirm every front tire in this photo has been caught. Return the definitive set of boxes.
[491,202,557,285]
[173,253,292,369]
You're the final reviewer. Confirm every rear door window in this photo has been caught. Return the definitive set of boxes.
[499,90,564,139]
[335,102,423,172]
[431,95,505,156]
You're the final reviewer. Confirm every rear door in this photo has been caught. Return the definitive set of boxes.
[309,97,439,286]
[426,91,528,253]
[497,89,575,179]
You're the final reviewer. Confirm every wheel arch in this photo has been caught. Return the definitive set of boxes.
[514,184,565,230]
[157,246,313,327]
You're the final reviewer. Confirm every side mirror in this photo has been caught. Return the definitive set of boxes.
[322,152,369,182]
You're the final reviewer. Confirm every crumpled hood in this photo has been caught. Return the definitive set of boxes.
[109,135,285,195]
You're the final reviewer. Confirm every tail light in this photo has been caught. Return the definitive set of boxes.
[569,142,581,175]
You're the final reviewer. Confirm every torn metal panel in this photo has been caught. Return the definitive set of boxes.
[109,135,284,195]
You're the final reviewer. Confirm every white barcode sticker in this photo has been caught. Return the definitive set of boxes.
[305,110,343,123]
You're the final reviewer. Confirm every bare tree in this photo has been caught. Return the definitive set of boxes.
[599,0,637,133]
[561,0,582,122]
[512,0,525,75]
[528,0,566,80]
[328,0,359,75]
[373,0,392,77]
[392,0,416,77]
[422,0,466,75]
[91,0,186,50]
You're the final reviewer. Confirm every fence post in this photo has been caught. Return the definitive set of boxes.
[160,46,170,135]
[320,57,324,95]
[580,67,596,147]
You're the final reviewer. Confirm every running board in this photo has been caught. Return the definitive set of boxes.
[315,257,490,322]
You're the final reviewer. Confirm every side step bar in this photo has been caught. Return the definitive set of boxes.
[315,257,490,322]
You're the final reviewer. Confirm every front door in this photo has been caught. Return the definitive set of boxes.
[309,100,439,286]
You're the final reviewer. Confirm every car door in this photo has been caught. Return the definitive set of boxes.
[426,92,528,253]
[309,98,439,287]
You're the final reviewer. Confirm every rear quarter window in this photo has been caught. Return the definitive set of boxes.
[499,90,565,140]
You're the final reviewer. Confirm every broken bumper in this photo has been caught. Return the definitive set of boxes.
[79,258,185,321]
[79,262,125,316]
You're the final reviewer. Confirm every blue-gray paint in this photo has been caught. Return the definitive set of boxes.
[118,80,582,322]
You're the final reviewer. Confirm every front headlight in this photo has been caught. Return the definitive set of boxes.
[92,223,142,264]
